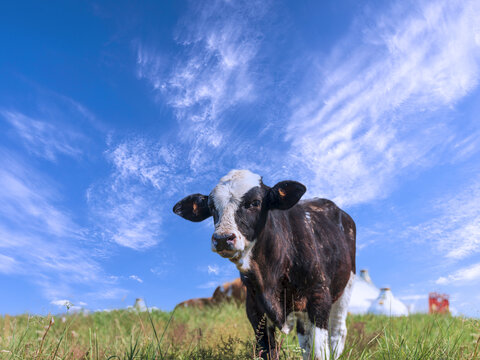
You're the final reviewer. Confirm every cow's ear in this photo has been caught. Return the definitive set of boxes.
[173,194,211,222]
[267,181,306,210]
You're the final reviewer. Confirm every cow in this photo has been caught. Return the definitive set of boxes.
[176,278,246,309]
[173,170,356,360]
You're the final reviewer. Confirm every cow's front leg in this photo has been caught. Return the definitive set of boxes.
[246,289,277,359]
[300,291,331,360]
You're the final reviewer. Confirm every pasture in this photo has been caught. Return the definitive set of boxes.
[1,303,479,359]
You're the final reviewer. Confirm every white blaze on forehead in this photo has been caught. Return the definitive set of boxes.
[210,169,261,210]
[210,170,261,263]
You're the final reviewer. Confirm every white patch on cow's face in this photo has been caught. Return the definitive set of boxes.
[209,170,261,265]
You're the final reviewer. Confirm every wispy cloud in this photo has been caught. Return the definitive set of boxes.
[50,299,87,312]
[436,262,480,285]
[207,265,219,275]
[88,181,162,250]
[87,138,181,250]
[0,151,80,238]
[136,0,269,170]
[197,263,238,290]
[129,275,143,283]
[108,140,182,194]
[1,110,85,161]
[0,149,116,302]
[287,0,480,206]
[407,178,480,260]
[202,263,237,278]
[0,254,17,274]
[0,89,127,306]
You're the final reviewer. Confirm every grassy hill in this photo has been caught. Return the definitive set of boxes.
[1,303,479,359]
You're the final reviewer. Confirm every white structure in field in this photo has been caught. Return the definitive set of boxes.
[133,298,147,312]
[348,269,409,316]
[367,288,409,316]
[348,269,380,314]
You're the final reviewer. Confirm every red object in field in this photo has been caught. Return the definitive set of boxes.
[429,292,449,314]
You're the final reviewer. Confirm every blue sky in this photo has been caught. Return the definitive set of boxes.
[1,0,479,316]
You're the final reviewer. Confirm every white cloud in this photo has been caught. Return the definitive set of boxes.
[129,275,143,283]
[87,139,175,250]
[88,181,162,250]
[0,148,125,303]
[51,299,88,313]
[88,136,218,250]
[207,264,219,275]
[202,263,237,278]
[0,153,80,238]
[51,299,73,307]
[407,178,480,260]
[108,140,182,194]
[0,254,17,274]
[287,0,480,206]
[436,262,480,284]
[1,110,84,161]
[136,0,269,170]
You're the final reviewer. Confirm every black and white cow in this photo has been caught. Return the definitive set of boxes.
[173,170,356,360]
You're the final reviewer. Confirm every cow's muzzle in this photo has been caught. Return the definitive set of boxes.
[212,233,237,258]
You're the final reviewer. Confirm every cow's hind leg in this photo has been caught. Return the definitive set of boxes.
[298,321,330,360]
[297,312,330,359]
[329,272,354,359]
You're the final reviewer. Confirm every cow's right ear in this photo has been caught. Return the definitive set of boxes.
[173,194,211,222]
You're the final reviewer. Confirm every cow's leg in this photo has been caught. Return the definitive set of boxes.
[245,289,277,359]
[329,272,354,359]
[300,292,330,360]
[297,318,330,360]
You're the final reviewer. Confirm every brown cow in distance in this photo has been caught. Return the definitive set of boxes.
[176,278,246,309]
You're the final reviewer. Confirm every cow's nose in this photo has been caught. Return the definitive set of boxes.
[212,233,236,251]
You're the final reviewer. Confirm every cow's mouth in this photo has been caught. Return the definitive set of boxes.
[217,249,237,259]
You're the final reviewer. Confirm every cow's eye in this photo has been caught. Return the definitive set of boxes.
[251,200,261,207]
[244,200,261,209]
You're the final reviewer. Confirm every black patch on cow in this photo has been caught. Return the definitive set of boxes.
[234,185,270,242]
[173,194,211,222]
[267,180,306,210]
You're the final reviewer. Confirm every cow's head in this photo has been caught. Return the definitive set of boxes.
[173,170,306,270]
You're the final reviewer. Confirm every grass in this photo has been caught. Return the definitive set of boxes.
[0,302,479,359]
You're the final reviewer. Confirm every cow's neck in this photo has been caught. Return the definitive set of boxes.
[240,210,292,291]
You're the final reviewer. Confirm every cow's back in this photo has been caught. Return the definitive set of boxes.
[295,198,356,301]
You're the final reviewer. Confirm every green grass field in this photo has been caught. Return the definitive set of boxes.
[1,303,479,359]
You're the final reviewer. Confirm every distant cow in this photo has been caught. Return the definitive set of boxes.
[173,170,356,359]
[176,278,246,309]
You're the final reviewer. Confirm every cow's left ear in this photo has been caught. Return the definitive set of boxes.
[267,180,306,210]
[173,194,211,222]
